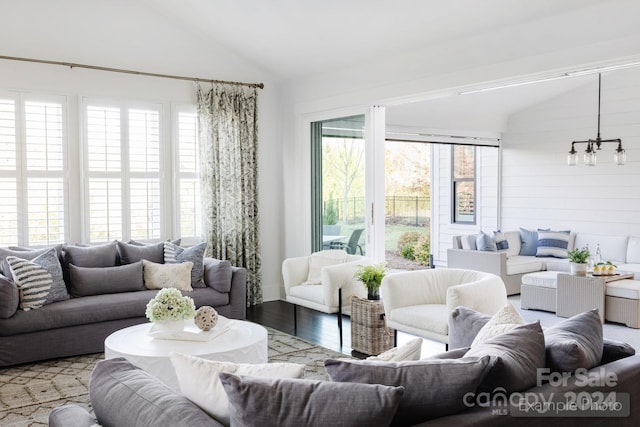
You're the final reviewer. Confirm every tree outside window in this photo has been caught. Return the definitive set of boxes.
[452,145,475,224]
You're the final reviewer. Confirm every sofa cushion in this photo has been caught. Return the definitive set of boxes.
[117,241,165,264]
[544,309,603,373]
[325,356,490,425]
[522,271,559,289]
[220,373,404,427]
[366,337,422,362]
[0,274,19,319]
[203,259,233,293]
[164,242,207,288]
[465,321,546,393]
[505,256,544,275]
[448,306,491,350]
[476,231,497,252]
[69,262,144,297]
[389,304,449,336]
[536,229,570,258]
[605,279,640,299]
[519,228,538,256]
[471,302,524,346]
[90,358,217,427]
[170,352,305,426]
[574,233,629,264]
[7,248,69,309]
[143,260,193,291]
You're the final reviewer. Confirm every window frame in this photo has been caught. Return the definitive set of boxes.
[451,144,476,225]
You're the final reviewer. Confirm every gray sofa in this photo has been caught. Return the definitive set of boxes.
[50,312,640,426]
[448,230,640,295]
[0,242,246,367]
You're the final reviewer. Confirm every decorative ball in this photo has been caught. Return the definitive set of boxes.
[195,306,218,331]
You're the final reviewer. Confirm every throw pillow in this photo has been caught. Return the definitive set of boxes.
[536,229,570,258]
[203,258,232,293]
[69,261,145,297]
[170,353,305,426]
[493,230,509,251]
[601,339,636,365]
[62,241,119,284]
[325,356,491,425]
[460,234,477,251]
[0,246,52,279]
[143,260,193,291]
[117,241,164,264]
[0,273,20,318]
[305,250,347,285]
[366,337,422,362]
[465,321,546,393]
[519,228,538,256]
[219,373,404,427]
[476,231,497,252]
[164,242,206,288]
[6,247,68,309]
[544,309,603,373]
[90,358,215,427]
[448,306,491,350]
[471,302,524,347]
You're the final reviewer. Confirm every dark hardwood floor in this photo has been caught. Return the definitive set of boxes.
[247,300,445,357]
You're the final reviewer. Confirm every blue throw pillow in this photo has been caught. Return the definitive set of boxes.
[476,231,497,252]
[536,229,570,258]
[519,228,538,256]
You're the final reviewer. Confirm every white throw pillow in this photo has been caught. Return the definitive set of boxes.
[170,353,305,426]
[471,302,524,347]
[304,250,347,284]
[460,235,477,251]
[366,337,422,361]
[143,260,193,291]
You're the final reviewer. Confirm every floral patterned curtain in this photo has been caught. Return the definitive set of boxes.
[197,84,262,306]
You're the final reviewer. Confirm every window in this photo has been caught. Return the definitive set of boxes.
[0,95,67,246]
[452,145,475,224]
[175,108,201,241]
[83,100,162,242]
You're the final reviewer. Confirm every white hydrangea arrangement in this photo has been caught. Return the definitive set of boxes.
[145,288,196,322]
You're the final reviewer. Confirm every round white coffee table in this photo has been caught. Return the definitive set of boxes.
[104,318,268,390]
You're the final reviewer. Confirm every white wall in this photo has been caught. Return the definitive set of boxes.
[501,68,640,236]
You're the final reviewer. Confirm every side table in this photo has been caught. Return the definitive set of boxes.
[351,296,394,356]
[557,272,634,322]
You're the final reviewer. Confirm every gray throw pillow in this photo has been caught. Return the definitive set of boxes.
[117,241,164,264]
[0,273,19,318]
[90,358,216,427]
[69,262,145,297]
[203,258,232,293]
[601,339,636,365]
[0,246,52,279]
[219,373,404,427]
[324,356,490,425]
[448,306,492,350]
[465,321,545,393]
[476,231,497,251]
[544,309,603,373]
[164,242,207,288]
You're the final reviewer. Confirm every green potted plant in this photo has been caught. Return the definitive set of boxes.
[354,263,387,300]
[567,246,590,275]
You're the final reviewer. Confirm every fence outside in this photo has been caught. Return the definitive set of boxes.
[324,196,430,226]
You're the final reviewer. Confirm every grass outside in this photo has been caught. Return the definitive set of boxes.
[337,221,428,254]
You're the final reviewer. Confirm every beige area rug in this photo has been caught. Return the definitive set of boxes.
[0,327,348,426]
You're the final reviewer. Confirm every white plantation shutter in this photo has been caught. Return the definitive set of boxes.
[0,99,16,171]
[176,110,201,238]
[25,102,64,171]
[0,99,17,246]
[83,101,163,242]
[0,178,18,245]
[26,178,65,245]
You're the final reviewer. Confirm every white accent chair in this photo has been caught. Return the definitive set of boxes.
[380,268,507,348]
[282,250,373,346]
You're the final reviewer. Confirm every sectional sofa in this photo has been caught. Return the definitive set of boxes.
[447,229,640,295]
[0,241,246,367]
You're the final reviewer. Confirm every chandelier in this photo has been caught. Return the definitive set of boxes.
[567,73,626,166]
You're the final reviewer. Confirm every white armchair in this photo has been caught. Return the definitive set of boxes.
[282,250,373,346]
[380,268,507,347]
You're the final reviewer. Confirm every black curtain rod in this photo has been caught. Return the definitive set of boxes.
[385,138,500,148]
[0,54,264,89]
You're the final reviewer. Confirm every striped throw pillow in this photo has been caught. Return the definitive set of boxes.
[536,230,570,258]
[6,256,53,311]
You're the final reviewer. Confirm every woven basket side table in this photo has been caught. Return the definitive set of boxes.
[350,296,394,356]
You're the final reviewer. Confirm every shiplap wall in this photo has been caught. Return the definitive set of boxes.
[501,68,640,236]
[433,145,499,265]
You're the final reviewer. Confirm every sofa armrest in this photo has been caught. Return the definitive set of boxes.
[320,258,373,308]
[282,256,310,295]
[228,266,247,319]
[447,248,507,277]
[446,276,508,314]
[0,273,18,319]
[49,404,97,427]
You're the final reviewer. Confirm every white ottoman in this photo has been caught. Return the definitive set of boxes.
[521,271,560,313]
[605,279,640,328]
